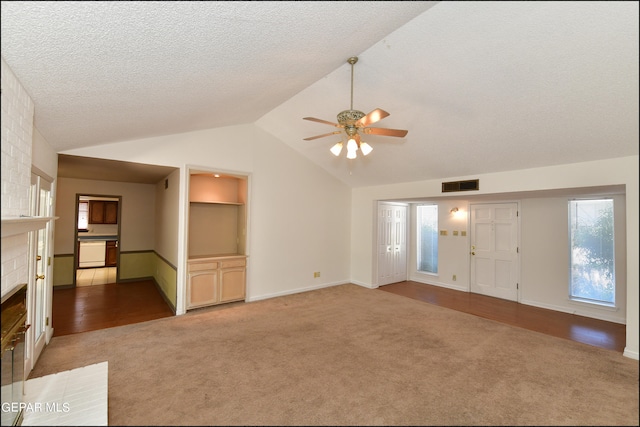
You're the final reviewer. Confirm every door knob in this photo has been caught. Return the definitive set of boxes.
[35,274,45,280]
[36,255,42,261]
[471,252,475,256]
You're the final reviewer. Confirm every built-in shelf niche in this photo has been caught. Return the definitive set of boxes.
[188,172,248,257]
[189,174,246,205]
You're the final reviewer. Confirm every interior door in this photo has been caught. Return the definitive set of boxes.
[377,203,408,286]
[26,173,53,374]
[470,203,519,301]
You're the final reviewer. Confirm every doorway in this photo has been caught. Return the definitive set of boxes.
[469,202,520,301]
[74,195,121,287]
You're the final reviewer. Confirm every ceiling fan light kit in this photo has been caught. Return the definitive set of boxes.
[303,56,408,159]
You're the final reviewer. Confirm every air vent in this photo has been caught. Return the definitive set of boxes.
[442,179,479,193]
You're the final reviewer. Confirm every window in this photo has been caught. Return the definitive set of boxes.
[78,201,89,230]
[417,205,438,274]
[569,199,615,305]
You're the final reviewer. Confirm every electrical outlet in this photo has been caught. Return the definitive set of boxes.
[452,274,457,281]
[314,272,320,278]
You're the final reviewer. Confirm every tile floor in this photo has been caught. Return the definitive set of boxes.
[22,362,108,426]
[76,268,117,287]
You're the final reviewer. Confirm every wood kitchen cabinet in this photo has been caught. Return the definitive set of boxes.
[89,201,118,224]
[187,255,246,310]
[105,241,117,267]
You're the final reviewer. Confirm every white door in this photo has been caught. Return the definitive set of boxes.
[470,203,519,301]
[26,174,54,375]
[377,203,407,286]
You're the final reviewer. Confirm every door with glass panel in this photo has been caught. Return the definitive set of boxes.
[26,173,53,374]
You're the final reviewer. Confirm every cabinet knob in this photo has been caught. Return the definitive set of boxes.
[36,274,45,280]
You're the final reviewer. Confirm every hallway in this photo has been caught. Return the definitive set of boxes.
[76,267,117,287]
[52,280,174,336]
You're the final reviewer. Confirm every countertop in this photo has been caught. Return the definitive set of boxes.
[188,254,246,261]
[78,234,118,241]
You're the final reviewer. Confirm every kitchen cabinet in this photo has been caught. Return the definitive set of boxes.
[89,201,118,224]
[187,255,246,310]
[105,241,117,267]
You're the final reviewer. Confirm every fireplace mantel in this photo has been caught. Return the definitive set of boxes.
[1,216,58,238]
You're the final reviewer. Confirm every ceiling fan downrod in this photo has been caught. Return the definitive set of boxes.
[337,57,366,125]
[348,56,358,111]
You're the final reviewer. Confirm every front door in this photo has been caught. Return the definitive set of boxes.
[470,203,519,301]
[377,203,408,286]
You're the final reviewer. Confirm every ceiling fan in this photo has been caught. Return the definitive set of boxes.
[303,56,408,159]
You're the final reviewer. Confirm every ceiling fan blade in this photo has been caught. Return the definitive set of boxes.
[356,108,390,127]
[304,130,342,141]
[303,117,341,127]
[362,127,408,138]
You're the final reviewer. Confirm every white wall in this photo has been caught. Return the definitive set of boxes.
[408,199,470,291]
[60,124,352,310]
[406,193,627,324]
[32,128,58,182]
[352,156,639,359]
[1,56,34,297]
[155,169,180,266]
[54,178,157,254]
[519,194,626,323]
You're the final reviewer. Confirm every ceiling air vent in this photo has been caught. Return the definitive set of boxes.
[442,179,479,193]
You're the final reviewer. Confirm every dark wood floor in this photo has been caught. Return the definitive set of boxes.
[52,280,174,336]
[379,280,626,353]
[52,279,625,354]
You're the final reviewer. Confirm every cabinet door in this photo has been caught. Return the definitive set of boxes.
[219,267,245,303]
[105,241,117,266]
[104,202,118,224]
[188,270,218,308]
[89,201,105,224]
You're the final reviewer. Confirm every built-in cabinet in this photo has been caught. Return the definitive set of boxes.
[89,200,118,224]
[105,241,117,267]
[187,172,248,310]
[187,255,246,309]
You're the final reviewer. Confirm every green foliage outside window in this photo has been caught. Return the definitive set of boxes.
[569,199,615,304]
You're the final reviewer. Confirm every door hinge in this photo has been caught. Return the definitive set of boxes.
[517,247,519,253]
[46,317,49,326]
[516,283,519,290]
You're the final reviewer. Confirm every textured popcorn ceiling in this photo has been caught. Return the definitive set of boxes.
[1,1,638,187]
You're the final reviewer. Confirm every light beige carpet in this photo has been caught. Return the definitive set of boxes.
[30,284,639,426]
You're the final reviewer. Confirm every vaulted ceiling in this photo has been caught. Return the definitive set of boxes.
[1,1,638,187]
